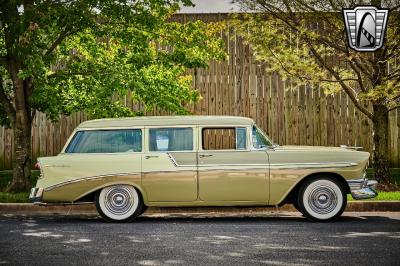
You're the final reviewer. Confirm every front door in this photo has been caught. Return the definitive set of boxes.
[142,126,198,202]
[197,127,269,202]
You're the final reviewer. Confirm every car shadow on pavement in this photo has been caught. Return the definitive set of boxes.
[11,212,396,225]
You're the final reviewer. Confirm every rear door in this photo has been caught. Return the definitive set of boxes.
[141,126,198,202]
[197,126,269,202]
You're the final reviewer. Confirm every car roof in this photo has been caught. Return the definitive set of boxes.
[77,116,255,129]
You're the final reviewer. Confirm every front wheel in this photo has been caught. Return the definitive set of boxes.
[95,185,143,222]
[298,177,347,222]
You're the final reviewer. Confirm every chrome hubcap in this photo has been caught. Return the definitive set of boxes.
[113,194,125,206]
[318,194,328,204]
[308,186,338,214]
[104,187,134,215]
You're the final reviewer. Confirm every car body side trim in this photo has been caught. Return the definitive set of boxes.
[168,152,358,168]
[44,172,141,192]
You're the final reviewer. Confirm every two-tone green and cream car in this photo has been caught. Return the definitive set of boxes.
[30,116,377,222]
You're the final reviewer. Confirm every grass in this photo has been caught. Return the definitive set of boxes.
[0,169,399,203]
[348,191,400,201]
[0,192,30,203]
[0,170,40,203]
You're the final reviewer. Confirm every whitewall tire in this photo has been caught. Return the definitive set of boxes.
[95,185,143,222]
[298,177,347,222]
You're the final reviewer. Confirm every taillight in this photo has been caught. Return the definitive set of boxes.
[33,162,40,170]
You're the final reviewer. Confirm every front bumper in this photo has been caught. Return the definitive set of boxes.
[347,178,378,200]
[29,187,44,203]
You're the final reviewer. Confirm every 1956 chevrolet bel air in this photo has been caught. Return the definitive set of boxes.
[30,116,377,222]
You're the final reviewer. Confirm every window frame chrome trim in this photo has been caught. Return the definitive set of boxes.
[145,125,196,153]
[61,127,144,154]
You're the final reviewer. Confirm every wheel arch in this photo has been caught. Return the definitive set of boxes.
[280,172,350,206]
[74,182,148,205]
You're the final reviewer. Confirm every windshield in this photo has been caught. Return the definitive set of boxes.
[252,126,273,149]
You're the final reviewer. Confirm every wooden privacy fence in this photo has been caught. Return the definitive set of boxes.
[0,13,399,170]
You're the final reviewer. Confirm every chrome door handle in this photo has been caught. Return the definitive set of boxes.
[145,155,159,159]
[199,154,213,158]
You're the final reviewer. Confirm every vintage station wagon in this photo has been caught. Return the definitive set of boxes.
[30,116,377,222]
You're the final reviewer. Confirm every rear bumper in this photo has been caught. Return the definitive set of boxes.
[347,178,378,200]
[29,187,44,203]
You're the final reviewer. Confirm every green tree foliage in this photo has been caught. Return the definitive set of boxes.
[0,0,225,191]
[232,0,400,188]
[1,0,225,120]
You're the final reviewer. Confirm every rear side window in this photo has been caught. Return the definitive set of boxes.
[65,129,142,153]
[149,128,193,151]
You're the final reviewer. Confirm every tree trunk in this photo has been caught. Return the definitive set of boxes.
[8,126,31,192]
[5,58,32,193]
[371,104,394,189]
[6,112,32,192]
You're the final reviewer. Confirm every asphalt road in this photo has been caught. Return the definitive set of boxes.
[0,212,399,266]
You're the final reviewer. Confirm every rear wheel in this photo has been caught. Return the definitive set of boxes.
[298,177,347,222]
[95,185,143,222]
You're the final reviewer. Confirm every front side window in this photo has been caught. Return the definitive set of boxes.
[65,129,142,153]
[202,127,247,150]
[149,128,193,151]
[252,126,273,149]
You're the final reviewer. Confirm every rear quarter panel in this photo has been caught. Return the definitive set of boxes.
[37,153,143,202]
